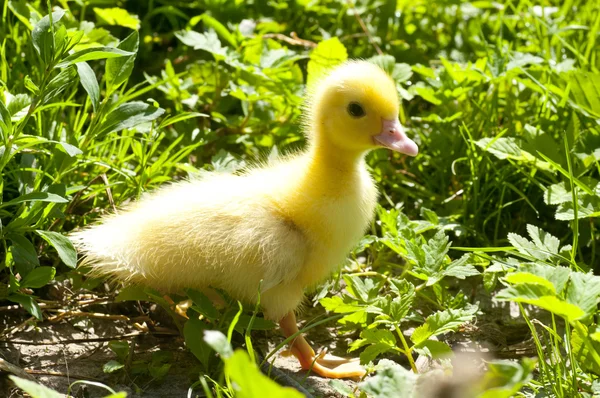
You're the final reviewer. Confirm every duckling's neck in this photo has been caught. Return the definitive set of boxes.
[307,133,366,175]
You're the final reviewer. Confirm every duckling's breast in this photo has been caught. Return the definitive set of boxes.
[275,163,379,287]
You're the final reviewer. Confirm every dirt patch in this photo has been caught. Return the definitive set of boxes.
[0,306,356,398]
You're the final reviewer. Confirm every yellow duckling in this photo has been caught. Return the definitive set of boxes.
[72,61,418,379]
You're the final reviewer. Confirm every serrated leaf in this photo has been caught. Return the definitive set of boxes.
[508,232,553,261]
[571,324,600,376]
[359,359,417,398]
[475,137,550,170]
[526,224,560,256]
[55,47,134,68]
[21,266,55,288]
[443,254,480,279]
[36,230,77,268]
[566,272,600,319]
[544,182,573,205]
[75,62,99,111]
[411,306,477,346]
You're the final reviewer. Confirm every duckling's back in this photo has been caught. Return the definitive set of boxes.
[72,170,308,310]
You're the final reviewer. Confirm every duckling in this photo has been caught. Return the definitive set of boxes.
[72,60,418,379]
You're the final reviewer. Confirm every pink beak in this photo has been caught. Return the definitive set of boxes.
[374,119,418,157]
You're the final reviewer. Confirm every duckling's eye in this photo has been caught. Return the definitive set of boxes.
[347,102,366,118]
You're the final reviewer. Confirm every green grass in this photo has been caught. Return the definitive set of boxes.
[1,0,600,397]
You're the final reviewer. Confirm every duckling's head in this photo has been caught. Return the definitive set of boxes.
[306,61,418,157]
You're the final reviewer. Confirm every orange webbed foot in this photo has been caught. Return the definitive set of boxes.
[279,312,366,379]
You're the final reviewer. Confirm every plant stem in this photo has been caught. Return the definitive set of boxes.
[394,324,417,373]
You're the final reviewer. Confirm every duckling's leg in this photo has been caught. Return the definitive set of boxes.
[279,311,366,379]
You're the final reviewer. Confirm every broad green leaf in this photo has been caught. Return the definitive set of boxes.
[186,288,219,319]
[496,284,585,322]
[368,55,413,83]
[9,376,63,398]
[478,358,536,398]
[184,316,211,367]
[103,360,125,373]
[32,10,65,65]
[568,70,600,118]
[115,285,148,302]
[8,293,43,320]
[359,359,417,398]
[106,30,139,93]
[42,66,78,104]
[413,86,441,105]
[360,343,394,364]
[75,62,99,111]
[8,234,39,275]
[55,47,134,68]
[108,341,129,362]
[413,340,453,359]
[36,230,77,268]
[7,1,33,30]
[21,266,56,288]
[203,330,233,359]
[504,272,556,292]
[307,37,347,87]
[97,101,165,136]
[57,142,83,157]
[6,93,31,121]
[225,350,304,398]
[94,7,140,30]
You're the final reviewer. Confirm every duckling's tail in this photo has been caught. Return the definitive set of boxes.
[70,213,147,284]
